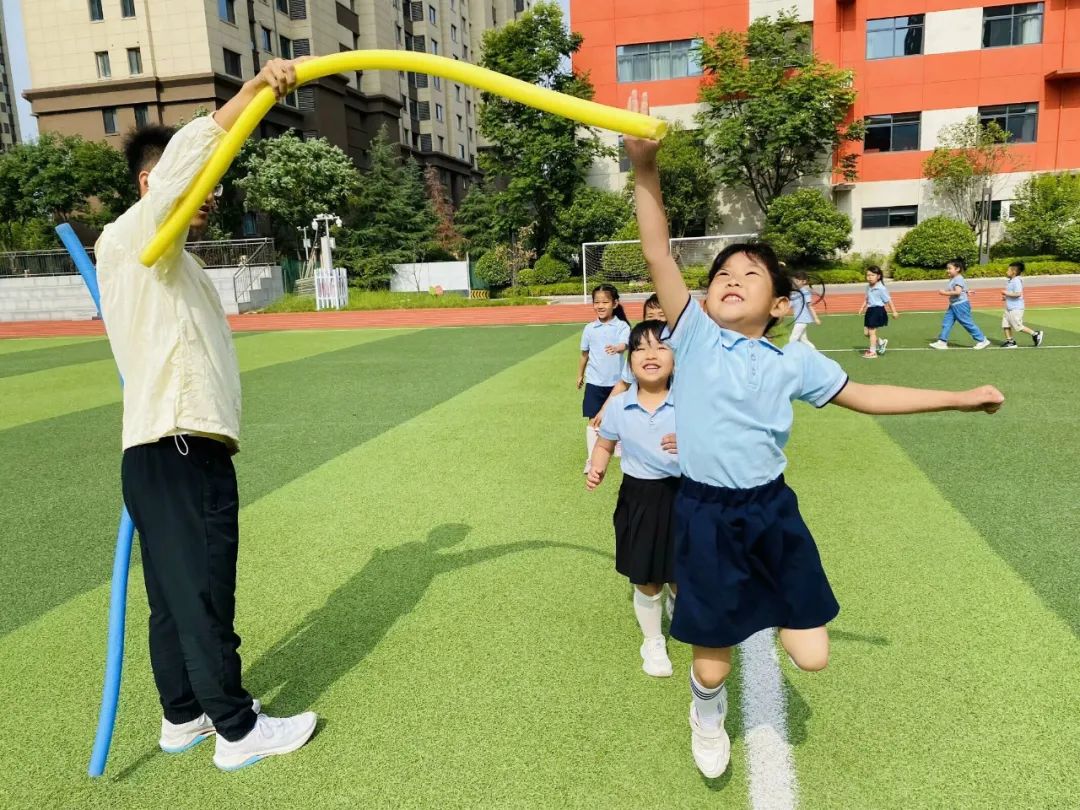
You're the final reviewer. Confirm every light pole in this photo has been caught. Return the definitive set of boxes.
[311,213,343,271]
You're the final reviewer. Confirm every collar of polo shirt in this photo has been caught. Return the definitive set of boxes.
[624,382,675,410]
[719,327,784,354]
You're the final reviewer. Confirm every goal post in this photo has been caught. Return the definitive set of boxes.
[581,234,759,303]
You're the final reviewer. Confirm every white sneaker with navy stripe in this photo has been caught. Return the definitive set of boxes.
[689,699,730,778]
[213,710,317,771]
[159,699,261,754]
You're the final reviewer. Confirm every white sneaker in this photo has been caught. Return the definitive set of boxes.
[929,340,948,350]
[877,338,888,355]
[973,339,991,350]
[689,700,730,778]
[213,711,318,771]
[159,699,261,754]
[640,636,673,677]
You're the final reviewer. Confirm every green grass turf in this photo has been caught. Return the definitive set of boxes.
[260,290,545,312]
[0,314,1078,808]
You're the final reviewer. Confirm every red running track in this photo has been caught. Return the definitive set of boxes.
[4,286,1080,339]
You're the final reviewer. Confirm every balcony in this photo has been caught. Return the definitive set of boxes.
[1046,68,1080,83]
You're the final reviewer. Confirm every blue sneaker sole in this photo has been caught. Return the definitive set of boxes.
[216,755,263,772]
[160,733,210,754]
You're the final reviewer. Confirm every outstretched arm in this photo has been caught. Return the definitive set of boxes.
[625,92,689,322]
[833,382,1003,415]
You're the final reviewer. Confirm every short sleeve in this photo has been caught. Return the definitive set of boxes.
[580,325,590,352]
[597,399,621,441]
[792,345,849,408]
[621,362,635,385]
[880,286,891,303]
[662,295,706,355]
[616,319,631,344]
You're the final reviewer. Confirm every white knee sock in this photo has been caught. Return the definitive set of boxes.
[665,588,676,621]
[690,666,727,730]
[633,589,663,641]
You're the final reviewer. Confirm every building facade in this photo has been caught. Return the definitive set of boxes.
[1,6,22,150]
[21,0,531,202]
[571,1,1080,253]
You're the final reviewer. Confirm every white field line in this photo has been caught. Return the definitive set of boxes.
[740,629,798,810]
[816,344,1080,354]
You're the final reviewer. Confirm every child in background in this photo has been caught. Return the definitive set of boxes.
[857,266,899,358]
[578,284,631,472]
[626,89,1004,780]
[930,258,991,350]
[1000,261,1044,348]
[590,294,666,429]
[587,320,680,677]
[787,270,821,348]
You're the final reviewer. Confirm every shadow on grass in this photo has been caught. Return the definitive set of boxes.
[243,524,612,716]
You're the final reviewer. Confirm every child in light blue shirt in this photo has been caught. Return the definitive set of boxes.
[857,265,900,358]
[626,92,1005,781]
[578,283,631,471]
[1000,261,1044,348]
[786,270,820,348]
[930,259,990,350]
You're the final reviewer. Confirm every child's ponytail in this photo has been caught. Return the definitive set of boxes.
[613,303,629,323]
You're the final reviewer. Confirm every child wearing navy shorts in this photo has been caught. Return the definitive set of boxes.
[626,90,1005,780]
[578,284,631,472]
[587,320,680,677]
[857,265,899,358]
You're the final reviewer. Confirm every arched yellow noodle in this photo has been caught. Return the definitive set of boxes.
[140,50,667,266]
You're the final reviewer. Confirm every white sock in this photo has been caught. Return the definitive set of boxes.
[665,589,676,621]
[690,666,727,731]
[585,424,599,464]
[633,589,663,641]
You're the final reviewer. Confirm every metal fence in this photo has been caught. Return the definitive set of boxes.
[0,238,276,278]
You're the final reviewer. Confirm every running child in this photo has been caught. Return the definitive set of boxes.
[1000,261,1044,348]
[587,320,680,677]
[589,294,666,429]
[578,284,631,471]
[626,90,1004,779]
[787,270,821,349]
[857,265,899,358]
[930,258,991,350]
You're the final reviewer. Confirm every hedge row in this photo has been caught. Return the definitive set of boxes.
[890,259,1080,281]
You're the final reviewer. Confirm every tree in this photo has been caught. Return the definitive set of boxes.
[894,216,978,268]
[336,127,437,288]
[923,117,1017,257]
[549,185,632,262]
[626,125,720,238]
[696,11,863,215]
[424,165,464,258]
[762,189,851,264]
[237,132,360,242]
[1003,172,1080,255]
[477,1,612,253]
[454,181,506,257]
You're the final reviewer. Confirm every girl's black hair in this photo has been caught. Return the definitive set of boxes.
[643,293,662,317]
[707,242,792,333]
[866,264,884,283]
[948,257,967,273]
[592,283,629,323]
[1010,260,1026,274]
[627,319,673,388]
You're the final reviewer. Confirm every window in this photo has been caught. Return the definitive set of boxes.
[864,112,920,153]
[980,103,1038,142]
[121,0,136,18]
[467,126,472,141]
[95,51,111,78]
[616,40,702,83]
[451,24,458,42]
[462,44,468,60]
[223,48,243,77]
[429,4,437,23]
[102,107,118,134]
[262,27,273,52]
[455,84,462,101]
[128,47,143,75]
[862,206,918,229]
[456,113,463,131]
[433,76,441,90]
[983,4,1043,48]
[466,99,471,116]
[459,143,466,159]
[975,199,1007,223]
[279,36,293,58]
[276,0,288,12]
[866,15,924,60]
[431,39,439,55]
[134,104,149,128]
[89,0,103,21]
[438,135,445,150]
[396,24,403,45]
[436,103,444,121]
[219,0,236,24]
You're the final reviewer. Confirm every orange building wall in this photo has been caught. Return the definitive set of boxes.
[571,0,1080,179]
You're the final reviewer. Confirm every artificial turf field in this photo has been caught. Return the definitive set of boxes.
[1,308,1079,809]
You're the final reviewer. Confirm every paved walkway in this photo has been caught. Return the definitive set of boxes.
[3,281,1080,339]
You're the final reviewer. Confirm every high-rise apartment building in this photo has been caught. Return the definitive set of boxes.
[1,6,22,150]
[571,1,1080,252]
[21,0,531,201]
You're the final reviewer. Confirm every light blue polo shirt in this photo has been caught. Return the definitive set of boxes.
[664,300,849,489]
[1005,277,1024,311]
[580,318,631,387]
[790,287,814,325]
[598,384,680,480]
[866,282,891,308]
[947,275,969,305]
[621,361,635,385]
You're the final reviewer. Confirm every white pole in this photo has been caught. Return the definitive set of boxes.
[581,242,588,304]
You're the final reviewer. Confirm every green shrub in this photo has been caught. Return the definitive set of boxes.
[1058,226,1080,263]
[519,253,571,286]
[599,220,648,282]
[762,189,852,264]
[893,216,978,268]
[810,269,866,284]
[474,245,511,288]
[890,259,1080,281]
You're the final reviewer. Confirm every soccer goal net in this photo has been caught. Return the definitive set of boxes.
[581,234,758,301]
